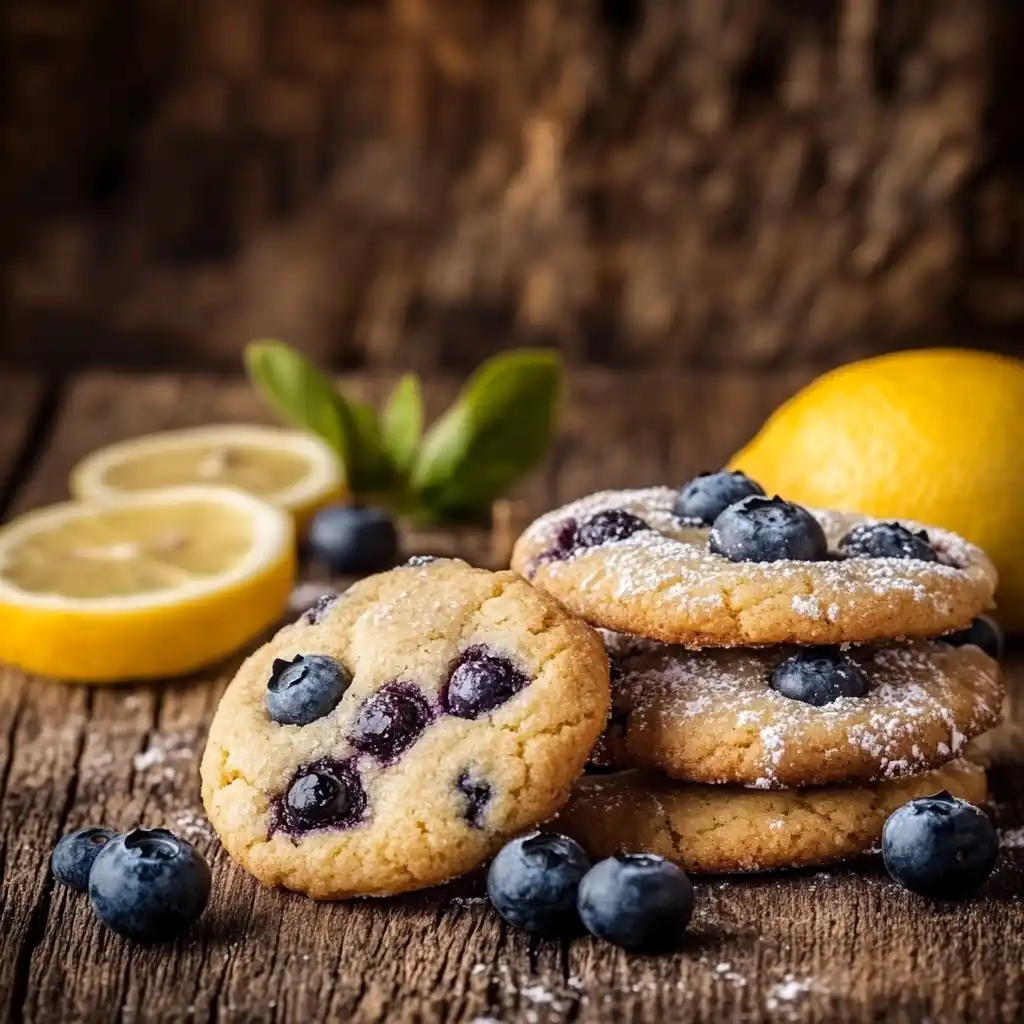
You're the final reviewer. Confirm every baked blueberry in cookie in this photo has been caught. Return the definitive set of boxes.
[456,770,492,829]
[266,655,351,725]
[838,522,938,562]
[673,470,765,525]
[443,647,529,719]
[349,683,432,761]
[201,558,610,899]
[770,647,869,706]
[577,509,649,549]
[276,758,367,834]
[303,593,339,625]
[709,495,828,563]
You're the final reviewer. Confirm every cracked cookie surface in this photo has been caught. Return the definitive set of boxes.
[595,631,1002,788]
[511,488,997,647]
[557,760,987,874]
[200,558,610,898]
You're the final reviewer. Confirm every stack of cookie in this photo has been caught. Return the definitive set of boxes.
[511,475,1005,874]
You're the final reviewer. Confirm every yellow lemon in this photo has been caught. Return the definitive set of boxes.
[70,425,345,533]
[730,348,1024,631]
[0,486,295,683]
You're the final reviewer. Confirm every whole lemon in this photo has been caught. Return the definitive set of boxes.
[730,348,1024,632]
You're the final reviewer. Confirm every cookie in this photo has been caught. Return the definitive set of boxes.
[511,488,997,647]
[200,558,610,899]
[557,760,987,874]
[594,631,1003,788]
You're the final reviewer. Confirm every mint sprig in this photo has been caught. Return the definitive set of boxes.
[245,341,562,521]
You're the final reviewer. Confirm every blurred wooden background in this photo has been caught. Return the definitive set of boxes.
[3,0,1024,371]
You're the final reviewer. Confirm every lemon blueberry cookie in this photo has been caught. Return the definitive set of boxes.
[510,477,997,648]
[592,630,1003,789]
[201,558,610,899]
[557,759,987,874]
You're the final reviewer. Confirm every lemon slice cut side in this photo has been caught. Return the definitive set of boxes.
[69,425,344,529]
[0,486,295,683]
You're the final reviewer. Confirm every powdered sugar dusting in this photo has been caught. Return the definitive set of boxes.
[597,631,1003,788]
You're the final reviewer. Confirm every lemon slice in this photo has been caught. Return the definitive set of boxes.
[0,486,295,683]
[69,425,345,530]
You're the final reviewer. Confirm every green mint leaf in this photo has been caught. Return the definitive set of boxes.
[245,340,370,491]
[410,350,562,516]
[381,374,423,473]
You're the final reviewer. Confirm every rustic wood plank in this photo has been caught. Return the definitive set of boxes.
[0,372,46,511]
[1,370,1023,1024]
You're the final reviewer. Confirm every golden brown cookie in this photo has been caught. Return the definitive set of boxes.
[201,558,610,899]
[557,760,987,874]
[593,631,1003,788]
[511,488,997,647]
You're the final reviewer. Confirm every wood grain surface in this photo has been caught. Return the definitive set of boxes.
[0,369,1022,1024]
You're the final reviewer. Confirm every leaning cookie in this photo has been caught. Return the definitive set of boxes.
[200,558,610,899]
[556,760,987,874]
[593,631,1003,789]
[511,487,996,648]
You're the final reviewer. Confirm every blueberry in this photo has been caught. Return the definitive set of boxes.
[456,771,492,829]
[882,792,999,899]
[88,828,211,941]
[673,470,765,525]
[349,682,431,761]
[770,647,869,706]
[709,495,828,563]
[303,593,339,625]
[443,647,529,719]
[529,519,581,572]
[577,510,649,549]
[405,555,437,567]
[946,615,1004,661]
[838,522,938,562]
[265,654,350,726]
[307,505,399,574]
[487,832,591,936]
[577,854,694,951]
[281,759,367,833]
[51,827,118,892]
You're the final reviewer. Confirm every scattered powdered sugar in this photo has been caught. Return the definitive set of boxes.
[1000,826,1024,849]
[599,631,1002,788]
[172,808,213,840]
[791,594,821,617]
[765,974,822,1016]
[715,962,747,986]
[132,732,196,777]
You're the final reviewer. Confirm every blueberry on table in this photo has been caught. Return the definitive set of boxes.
[576,510,649,549]
[349,682,431,761]
[266,654,351,726]
[709,495,828,563]
[882,792,999,899]
[443,647,529,719]
[771,647,869,706]
[487,832,591,937]
[673,470,765,525]
[946,615,1004,661]
[307,505,399,574]
[838,522,938,562]
[88,828,211,942]
[51,827,118,892]
[577,854,694,951]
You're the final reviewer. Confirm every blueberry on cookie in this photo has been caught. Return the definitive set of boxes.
[838,522,938,562]
[673,470,764,525]
[577,509,649,549]
[709,495,828,563]
[265,654,350,726]
[946,615,1004,661]
[770,647,869,707]
[443,647,529,719]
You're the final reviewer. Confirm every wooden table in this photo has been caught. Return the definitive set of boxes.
[0,368,1022,1024]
